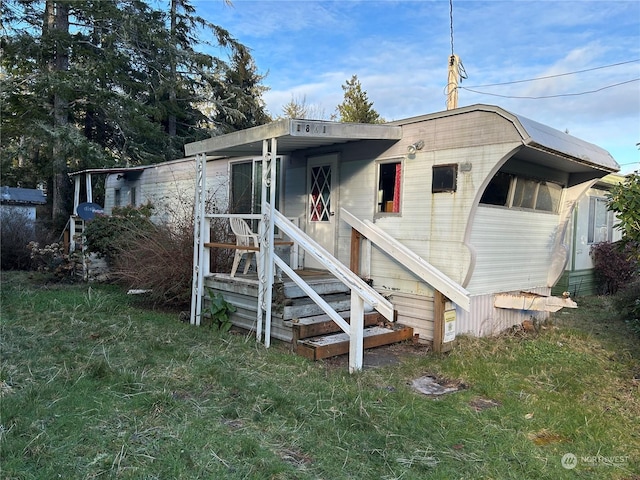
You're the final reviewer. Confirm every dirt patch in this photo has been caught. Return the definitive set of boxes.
[468,396,501,411]
[527,429,569,446]
[321,341,431,370]
[411,375,467,396]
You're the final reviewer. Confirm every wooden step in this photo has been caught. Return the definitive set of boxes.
[288,310,386,341]
[280,277,350,299]
[277,292,352,320]
[295,324,414,361]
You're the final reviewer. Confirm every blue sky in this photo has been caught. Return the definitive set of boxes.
[193,0,640,173]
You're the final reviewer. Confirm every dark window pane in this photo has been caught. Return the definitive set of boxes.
[480,172,512,206]
[432,165,457,193]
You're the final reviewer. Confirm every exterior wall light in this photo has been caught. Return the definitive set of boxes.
[407,140,425,155]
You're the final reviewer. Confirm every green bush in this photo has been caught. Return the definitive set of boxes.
[83,203,155,263]
[590,240,639,295]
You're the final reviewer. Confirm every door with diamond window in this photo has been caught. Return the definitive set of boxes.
[306,154,338,269]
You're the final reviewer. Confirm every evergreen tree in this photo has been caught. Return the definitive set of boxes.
[1,0,267,228]
[209,46,271,133]
[335,75,383,124]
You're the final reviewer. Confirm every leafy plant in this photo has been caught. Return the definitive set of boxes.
[204,289,236,332]
[607,171,640,246]
[27,241,81,280]
[590,240,639,294]
[615,280,640,336]
[83,203,155,263]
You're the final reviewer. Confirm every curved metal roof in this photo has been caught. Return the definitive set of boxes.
[393,104,619,173]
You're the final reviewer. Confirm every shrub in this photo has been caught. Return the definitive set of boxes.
[112,220,194,307]
[590,241,639,295]
[0,210,37,270]
[83,198,234,308]
[614,280,640,336]
[83,203,155,263]
[27,241,82,280]
[112,215,234,308]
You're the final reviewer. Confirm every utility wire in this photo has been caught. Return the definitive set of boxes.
[460,78,639,99]
[449,0,455,57]
[464,59,640,88]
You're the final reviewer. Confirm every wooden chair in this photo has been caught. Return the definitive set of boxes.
[229,217,259,277]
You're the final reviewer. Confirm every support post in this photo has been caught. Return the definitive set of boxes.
[256,140,268,342]
[263,138,277,347]
[446,54,460,110]
[349,293,365,373]
[190,154,206,325]
[433,290,446,353]
[73,176,81,215]
[85,173,93,204]
[350,228,361,275]
[203,218,211,277]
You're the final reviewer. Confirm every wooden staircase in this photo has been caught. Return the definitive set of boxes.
[277,273,414,361]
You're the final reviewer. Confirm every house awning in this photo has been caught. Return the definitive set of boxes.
[184,119,403,157]
[68,166,147,177]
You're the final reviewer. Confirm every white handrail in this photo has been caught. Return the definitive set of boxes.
[272,207,394,322]
[341,208,471,312]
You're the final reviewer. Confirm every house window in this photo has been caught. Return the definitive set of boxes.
[480,172,562,213]
[535,181,562,212]
[130,187,137,206]
[432,164,457,193]
[230,158,281,215]
[588,197,613,243]
[480,172,512,206]
[114,188,121,207]
[377,161,402,213]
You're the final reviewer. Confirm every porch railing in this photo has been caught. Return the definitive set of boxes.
[271,207,394,372]
[340,208,471,312]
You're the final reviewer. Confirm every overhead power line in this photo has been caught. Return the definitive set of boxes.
[460,78,640,100]
[464,59,640,89]
[449,0,455,57]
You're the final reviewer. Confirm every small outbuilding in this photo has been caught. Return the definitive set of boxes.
[0,186,46,234]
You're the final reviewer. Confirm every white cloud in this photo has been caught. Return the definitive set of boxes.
[195,0,640,170]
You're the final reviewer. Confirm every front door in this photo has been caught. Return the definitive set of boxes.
[305,154,338,269]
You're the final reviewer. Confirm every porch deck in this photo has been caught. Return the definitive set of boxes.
[204,269,414,359]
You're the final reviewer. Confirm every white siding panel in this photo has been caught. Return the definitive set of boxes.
[104,159,231,218]
[380,290,435,341]
[457,287,551,336]
[467,206,560,294]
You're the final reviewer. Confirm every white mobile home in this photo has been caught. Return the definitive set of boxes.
[184,104,618,348]
[76,104,619,371]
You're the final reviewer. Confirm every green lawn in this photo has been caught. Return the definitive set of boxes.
[1,272,638,479]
